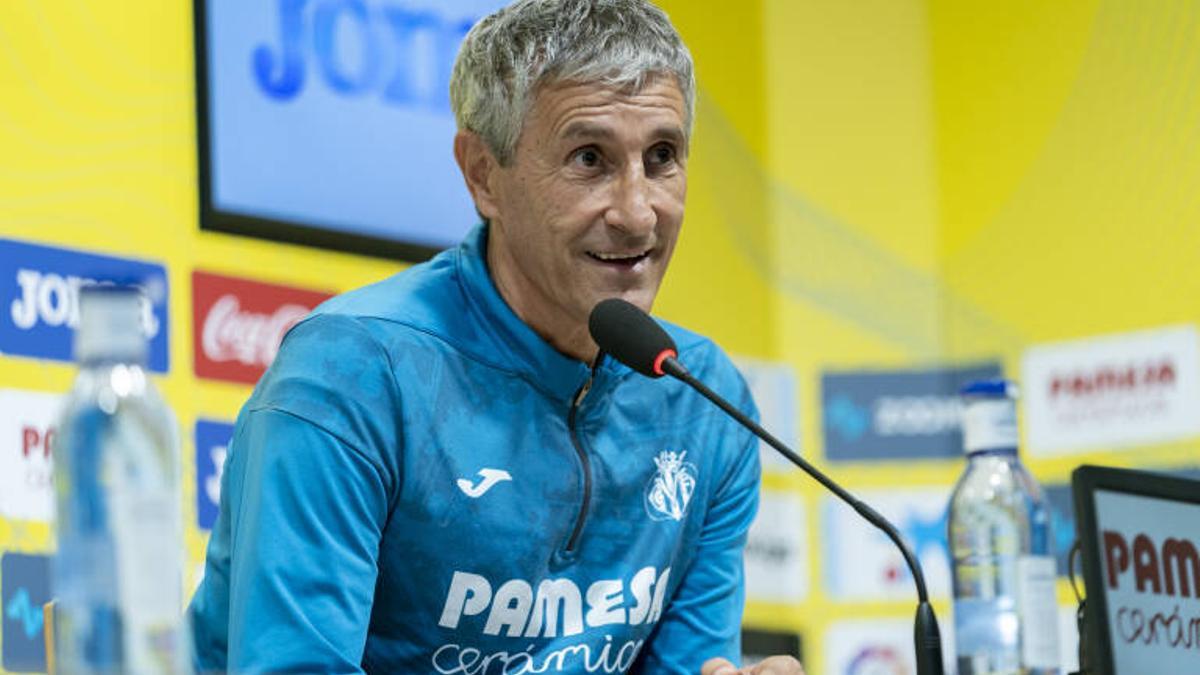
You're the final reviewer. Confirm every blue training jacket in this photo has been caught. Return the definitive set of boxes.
[189,224,762,674]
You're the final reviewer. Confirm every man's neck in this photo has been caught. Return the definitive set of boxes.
[485,234,598,365]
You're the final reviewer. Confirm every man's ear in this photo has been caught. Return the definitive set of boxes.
[454,131,502,221]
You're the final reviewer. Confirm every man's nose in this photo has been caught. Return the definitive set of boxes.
[605,166,656,235]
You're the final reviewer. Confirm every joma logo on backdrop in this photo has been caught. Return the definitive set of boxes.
[0,239,170,371]
[10,271,159,338]
[254,0,478,110]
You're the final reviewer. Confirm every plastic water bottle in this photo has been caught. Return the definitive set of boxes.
[948,380,1059,675]
[52,285,187,673]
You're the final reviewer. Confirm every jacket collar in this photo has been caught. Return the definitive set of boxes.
[454,224,626,402]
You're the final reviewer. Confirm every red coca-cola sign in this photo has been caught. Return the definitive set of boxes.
[192,271,333,385]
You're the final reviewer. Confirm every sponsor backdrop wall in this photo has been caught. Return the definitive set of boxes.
[1,1,1198,674]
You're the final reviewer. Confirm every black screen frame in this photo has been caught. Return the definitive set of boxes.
[192,0,445,263]
[1071,464,1200,675]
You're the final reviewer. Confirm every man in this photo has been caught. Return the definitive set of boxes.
[190,1,802,673]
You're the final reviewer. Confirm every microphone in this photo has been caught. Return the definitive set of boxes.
[589,298,945,675]
[588,298,678,377]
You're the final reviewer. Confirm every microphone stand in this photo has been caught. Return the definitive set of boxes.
[659,357,945,675]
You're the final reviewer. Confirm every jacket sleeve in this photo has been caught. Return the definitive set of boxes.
[189,314,401,674]
[632,375,762,673]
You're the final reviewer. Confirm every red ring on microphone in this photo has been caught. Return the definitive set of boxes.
[652,349,677,377]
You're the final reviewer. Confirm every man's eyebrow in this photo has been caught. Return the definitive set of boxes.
[652,126,687,147]
[559,122,687,147]
[560,122,615,141]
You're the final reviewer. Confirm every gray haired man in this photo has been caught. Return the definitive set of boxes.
[190,1,804,673]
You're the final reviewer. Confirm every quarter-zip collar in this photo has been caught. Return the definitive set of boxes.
[454,224,627,403]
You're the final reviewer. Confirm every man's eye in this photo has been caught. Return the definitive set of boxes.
[572,147,601,168]
[648,143,676,166]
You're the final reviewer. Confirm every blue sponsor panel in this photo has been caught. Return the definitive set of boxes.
[196,419,235,530]
[1044,483,1079,577]
[821,363,1003,462]
[2,552,51,673]
[0,239,169,372]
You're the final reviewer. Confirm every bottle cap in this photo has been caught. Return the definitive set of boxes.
[960,378,1019,453]
[75,285,148,363]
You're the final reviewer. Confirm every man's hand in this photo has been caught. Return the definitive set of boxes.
[701,656,805,675]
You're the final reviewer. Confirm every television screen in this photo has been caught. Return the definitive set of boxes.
[196,0,508,260]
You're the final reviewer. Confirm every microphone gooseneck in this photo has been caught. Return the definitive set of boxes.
[588,298,945,675]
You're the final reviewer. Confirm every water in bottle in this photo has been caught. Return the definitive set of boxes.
[948,379,1059,675]
[52,284,188,673]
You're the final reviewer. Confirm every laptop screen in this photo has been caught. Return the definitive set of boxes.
[1076,469,1200,674]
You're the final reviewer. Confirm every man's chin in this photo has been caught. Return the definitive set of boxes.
[585,289,656,316]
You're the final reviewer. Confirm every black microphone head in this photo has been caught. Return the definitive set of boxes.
[588,298,678,378]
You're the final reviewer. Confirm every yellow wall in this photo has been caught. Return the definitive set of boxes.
[929,0,1200,472]
[3,1,1200,673]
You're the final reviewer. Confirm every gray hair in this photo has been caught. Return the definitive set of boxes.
[450,0,695,165]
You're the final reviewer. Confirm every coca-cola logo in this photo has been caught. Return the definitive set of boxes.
[201,295,310,368]
[1050,359,1177,399]
[192,271,332,385]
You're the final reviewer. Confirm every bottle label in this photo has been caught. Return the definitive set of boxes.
[1016,555,1060,668]
[963,399,1018,452]
[109,485,183,670]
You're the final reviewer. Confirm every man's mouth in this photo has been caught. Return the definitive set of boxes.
[586,249,652,268]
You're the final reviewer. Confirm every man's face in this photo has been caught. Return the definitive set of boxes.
[483,77,688,335]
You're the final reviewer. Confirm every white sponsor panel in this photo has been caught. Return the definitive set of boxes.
[1021,324,1200,455]
[744,490,808,603]
[823,488,952,600]
[733,357,800,472]
[825,618,956,675]
[824,609,1078,674]
[830,619,960,667]
[0,389,63,522]
[1058,604,1080,674]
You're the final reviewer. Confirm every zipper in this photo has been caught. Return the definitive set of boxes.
[563,362,599,553]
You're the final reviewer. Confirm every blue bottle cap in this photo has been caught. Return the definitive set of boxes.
[960,378,1018,399]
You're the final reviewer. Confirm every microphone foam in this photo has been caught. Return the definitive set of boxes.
[588,298,677,377]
